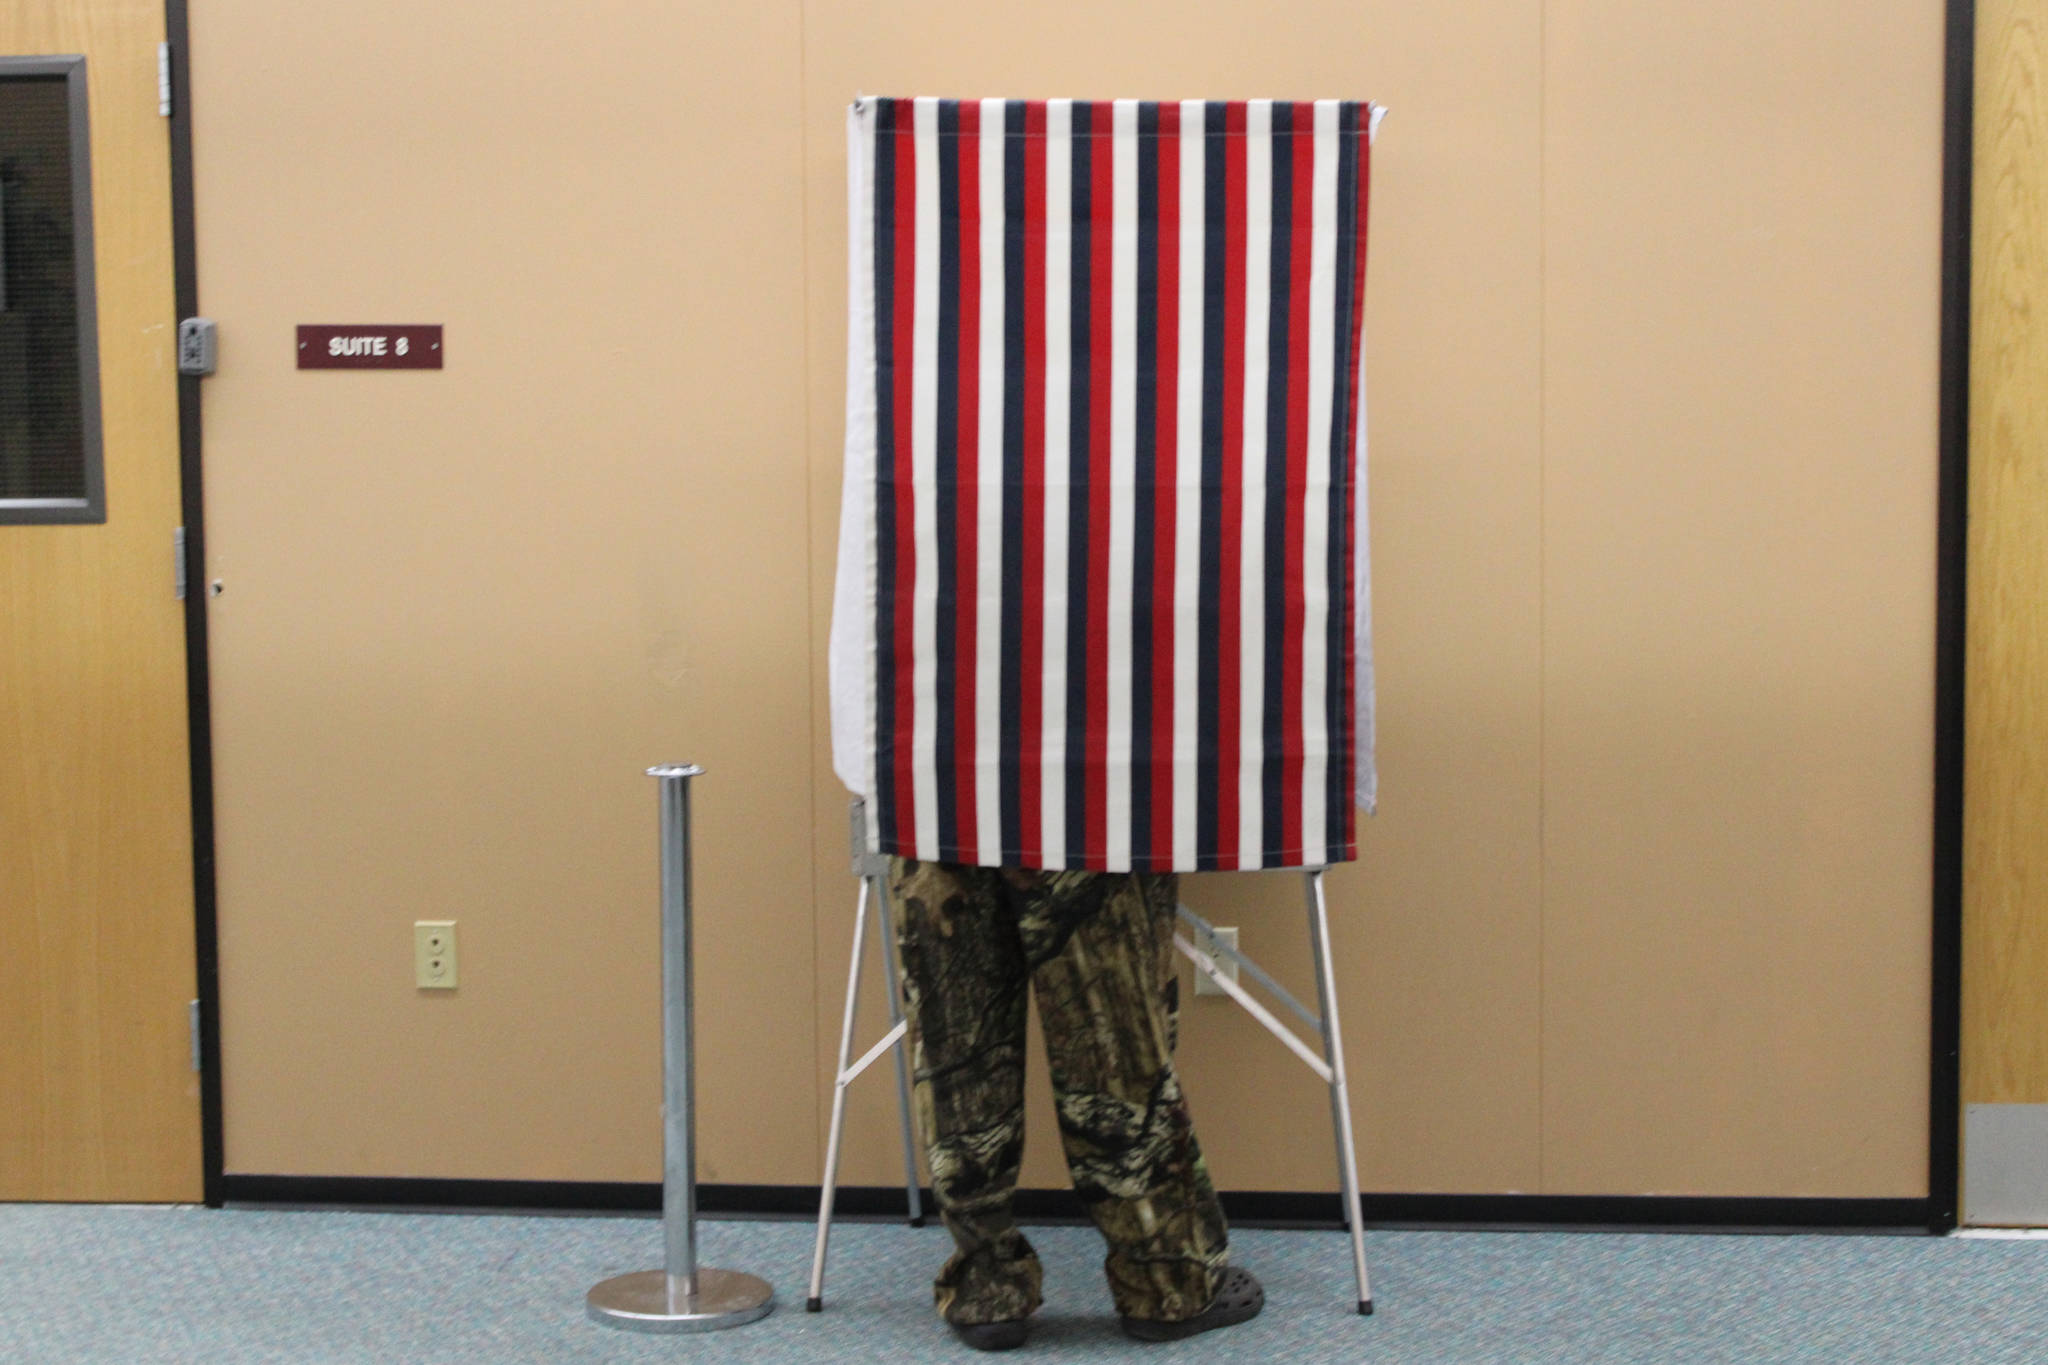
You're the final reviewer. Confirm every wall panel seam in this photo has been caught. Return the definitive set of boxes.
[1536,0,1551,1196]
[798,0,823,1168]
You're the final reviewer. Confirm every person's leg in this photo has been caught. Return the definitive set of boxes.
[1012,867,1230,1323]
[889,857,1043,1329]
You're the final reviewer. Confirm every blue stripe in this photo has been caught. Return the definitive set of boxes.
[1131,102,1159,868]
[872,100,900,851]
[934,100,962,856]
[1195,101,1228,872]
[1065,103,1093,867]
[1261,101,1292,865]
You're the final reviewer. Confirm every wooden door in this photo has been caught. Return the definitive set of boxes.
[0,0,201,1201]
[1962,0,2048,1226]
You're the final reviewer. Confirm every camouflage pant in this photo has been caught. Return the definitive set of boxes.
[888,858,1229,1326]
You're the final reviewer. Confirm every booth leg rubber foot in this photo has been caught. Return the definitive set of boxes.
[910,1215,927,1228]
[1358,1299,1374,1316]
[806,1297,822,1313]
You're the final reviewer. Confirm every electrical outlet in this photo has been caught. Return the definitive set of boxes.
[1193,926,1239,996]
[414,920,458,989]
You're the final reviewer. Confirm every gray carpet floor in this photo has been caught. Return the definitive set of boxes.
[1,1205,2044,1363]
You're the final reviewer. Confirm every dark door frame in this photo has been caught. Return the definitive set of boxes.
[164,0,224,1207]
[1926,0,1973,1235]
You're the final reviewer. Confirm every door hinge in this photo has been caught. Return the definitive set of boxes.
[174,526,188,600]
[188,999,202,1072]
[158,43,172,118]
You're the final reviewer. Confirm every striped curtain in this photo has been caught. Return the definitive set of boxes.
[830,97,1379,873]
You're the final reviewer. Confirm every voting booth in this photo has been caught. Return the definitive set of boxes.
[816,96,1382,1314]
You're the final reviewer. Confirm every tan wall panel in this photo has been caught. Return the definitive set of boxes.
[1963,0,2048,1109]
[1540,1,1941,1195]
[798,0,1547,1195]
[185,0,1946,1198]
[194,3,816,1181]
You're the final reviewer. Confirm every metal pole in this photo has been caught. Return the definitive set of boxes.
[1305,870,1373,1315]
[587,764,775,1333]
[807,877,872,1310]
[659,768,700,1301]
[871,877,926,1227]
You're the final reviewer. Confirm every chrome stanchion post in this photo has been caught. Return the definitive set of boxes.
[587,764,775,1334]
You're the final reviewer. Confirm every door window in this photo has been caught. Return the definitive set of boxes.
[0,57,102,524]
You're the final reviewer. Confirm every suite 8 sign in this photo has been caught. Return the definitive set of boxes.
[297,325,444,369]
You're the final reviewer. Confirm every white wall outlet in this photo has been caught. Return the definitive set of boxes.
[1193,925,1239,996]
[414,920,458,989]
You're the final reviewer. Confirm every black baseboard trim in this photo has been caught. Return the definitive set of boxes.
[218,1176,1933,1235]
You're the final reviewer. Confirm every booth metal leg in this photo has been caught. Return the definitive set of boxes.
[807,877,872,1311]
[808,870,921,1312]
[871,877,926,1228]
[1304,870,1373,1315]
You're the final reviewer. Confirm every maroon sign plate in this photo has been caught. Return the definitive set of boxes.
[297,325,443,370]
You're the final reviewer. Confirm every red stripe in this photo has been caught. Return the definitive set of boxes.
[1281,102,1314,861]
[891,113,919,854]
[1214,101,1247,867]
[1150,103,1180,872]
[1086,102,1114,870]
[954,103,981,862]
[1341,113,1371,857]
[1018,101,1048,864]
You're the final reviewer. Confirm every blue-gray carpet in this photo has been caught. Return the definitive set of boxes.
[0,1206,2042,1363]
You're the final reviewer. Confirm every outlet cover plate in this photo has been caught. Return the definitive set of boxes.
[414,920,458,989]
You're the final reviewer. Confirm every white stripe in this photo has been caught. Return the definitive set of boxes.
[910,97,941,861]
[1301,102,1340,865]
[1353,107,1377,818]
[1106,100,1138,872]
[1171,101,1205,870]
[1237,100,1272,869]
[829,102,880,837]
[1040,100,1073,868]
[1354,322,1377,818]
[1353,107,1377,817]
[975,99,1006,863]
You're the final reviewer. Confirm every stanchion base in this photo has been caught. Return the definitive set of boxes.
[586,1269,775,1333]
